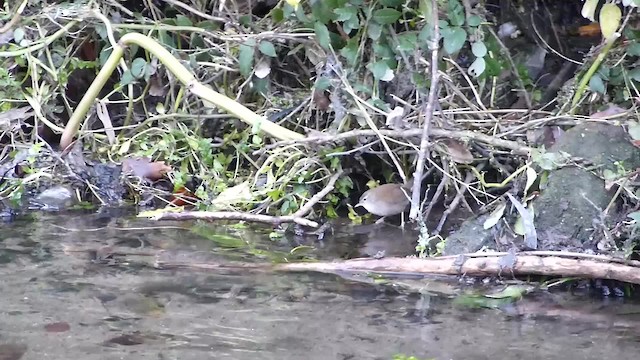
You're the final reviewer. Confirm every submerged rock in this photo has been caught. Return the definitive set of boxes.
[32,185,77,210]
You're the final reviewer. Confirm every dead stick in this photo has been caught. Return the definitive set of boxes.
[260,128,533,156]
[434,171,475,234]
[151,254,640,285]
[276,256,640,285]
[292,169,343,218]
[410,0,440,221]
[422,159,448,220]
[148,170,344,228]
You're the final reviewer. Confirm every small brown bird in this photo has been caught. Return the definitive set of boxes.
[356,179,413,224]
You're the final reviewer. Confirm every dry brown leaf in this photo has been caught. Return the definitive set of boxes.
[590,104,627,119]
[96,102,116,144]
[148,74,166,97]
[0,106,33,131]
[528,126,564,148]
[442,139,474,164]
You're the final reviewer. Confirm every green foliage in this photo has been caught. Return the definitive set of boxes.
[573,1,640,105]
[392,355,432,360]
[0,67,22,108]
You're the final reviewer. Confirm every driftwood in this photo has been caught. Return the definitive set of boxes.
[62,244,640,285]
[153,251,640,285]
[274,255,640,285]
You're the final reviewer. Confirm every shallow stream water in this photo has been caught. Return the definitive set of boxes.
[1,211,640,360]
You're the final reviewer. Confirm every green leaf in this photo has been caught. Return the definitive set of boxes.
[589,74,606,94]
[283,2,295,18]
[340,39,359,65]
[239,15,252,26]
[368,22,382,40]
[373,8,402,24]
[483,202,506,229]
[468,57,485,77]
[373,42,394,59]
[270,8,284,22]
[158,31,176,48]
[418,25,433,43]
[314,22,331,49]
[629,68,640,81]
[99,47,112,67]
[600,3,622,40]
[195,20,220,31]
[471,41,487,57]
[629,43,640,56]
[629,210,640,222]
[315,77,332,90]
[629,121,640,141]
[120,70,135,85]
[367,61,394,81]
[396,32,417,52]
[311,0,334,23]
[294,5,310,22]
[176,15,193,27]
[447,0,465,26]
[13,28,24,43]
[442,27,466,54]
[334,6,357,22]
[419,0,432,20]
[131,58,147,79]
[239,39,256,77]
[380,0,403,7]
[258,40,277,57]
[486,285,529,300]
[581,0,598,21]
[467,15,482,27]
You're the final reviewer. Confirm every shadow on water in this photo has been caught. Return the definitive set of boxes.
[1,212,640,360]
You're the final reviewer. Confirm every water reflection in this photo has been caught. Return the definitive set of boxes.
[0,213,638,360]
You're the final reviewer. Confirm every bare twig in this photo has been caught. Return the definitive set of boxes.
[261,128,532,155]
[335,63,408,181]
[292,169,343,218]
[409,0,441,220]
[487,27,532,109]
[157,0,227,22]
[148,210,320,227]
[147,170,344,228]
[0,0,26,33]
[423,159,449,221]
[434,171,475,235]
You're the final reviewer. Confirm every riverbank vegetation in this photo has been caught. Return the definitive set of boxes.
[3,0,640,285]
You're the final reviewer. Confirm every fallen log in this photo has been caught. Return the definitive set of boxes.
[152,251,640,285]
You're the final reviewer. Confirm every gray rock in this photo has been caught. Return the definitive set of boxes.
[33,185,76,210]
[533,122,640,250]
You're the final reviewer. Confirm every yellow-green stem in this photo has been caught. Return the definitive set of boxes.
[60,32,304,149]
[570,35,619,112]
